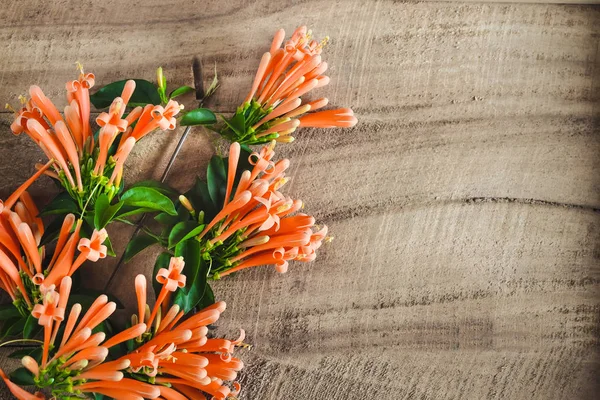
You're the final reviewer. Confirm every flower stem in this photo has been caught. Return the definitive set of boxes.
[0,338,44,348]
[80,181,102,219]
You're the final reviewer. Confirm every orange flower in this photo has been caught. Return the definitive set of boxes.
[7,63,180,215]
[0,168,54,308]
[130,99,182,141]
[221,26,356,145]
[128,273,244,400]
[145,256,187,330]
[77,228,108,262]
[31,287,63,328]
[108,135,136,187]
[157,256,187,292]
[298,107,358,128]
[1,270,247,400]
[1,188,106,320]
[0,275,149,400]
[196,142,330,279]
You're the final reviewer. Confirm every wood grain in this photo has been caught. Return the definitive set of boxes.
[0,1,599,399]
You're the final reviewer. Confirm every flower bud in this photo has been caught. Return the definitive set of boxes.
[21,356,39,377]
[156,67,166,90]
[239,235,270,248]
[179,195,195,214]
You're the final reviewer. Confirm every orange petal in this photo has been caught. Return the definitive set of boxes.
[3,160,53,210]
[103,323,147,349]
[121,80,136,106]
[77,378,160,398]
[73,295,108,335]
[223,142,240,207]
[0,369,44,400]
[244,52,271,103]
[60,303,81,348]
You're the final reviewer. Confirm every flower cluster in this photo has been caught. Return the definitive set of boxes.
[1,25,354,400]
[1,276,143,399]
[1,260,243,400]
[0,172,107,320]
[124,261,243,399]
[7,63,181,211]
[219,26,357,145]
[187,141,329,279]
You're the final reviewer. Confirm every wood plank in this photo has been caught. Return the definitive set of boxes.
[0,1,598,399]
[1,1,598,115]
[210,202,600,399]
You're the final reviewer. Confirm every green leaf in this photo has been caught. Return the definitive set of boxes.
[8,347,42,361]
[168,221,205,249]
[176,202,192,222]
[90,79,161,109]
[0,304,21,321]
[114,206,155,220]
[104,235,116,257]
[155,212,180,227]
[121,187,177,215]
[124,232,160,263]
[94,194,124,230]
[0,317,17,338]
[173,241,209,313]
[174,240,202,293]
[152,252,172,297]
[93,393,106,400]
[10,367,35,386]
[181,108,217,126]
[39,192,78,216]
[186,179,217,222]
[169,85,195,99]
[93,194,109,227]
[23,314,41,339]
[80,215,95,236]
[207,155,227,209]
[1,317,26,339]
[222,112,246,136]
[196,282,215,310]
[130,180,177,197]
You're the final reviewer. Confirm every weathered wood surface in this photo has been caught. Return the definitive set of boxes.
[1,1,599,399]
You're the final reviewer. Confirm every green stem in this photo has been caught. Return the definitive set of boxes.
[0,338,43,348]
[114,218,136,226]
[141,227,161,241]
[80,181,102,219]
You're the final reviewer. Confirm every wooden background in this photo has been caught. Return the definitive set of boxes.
[1,0,599,399]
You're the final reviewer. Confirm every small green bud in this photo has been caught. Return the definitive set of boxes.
[157,67,165,90]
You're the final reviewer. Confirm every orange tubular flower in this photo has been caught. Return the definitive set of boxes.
[6,63,181,212]
[0,172,53,310]
[194,142,330,279]
[0,175,106,320]
[0,276,149,400]
[77,228,108,262]
[220,26,357,145]
[126,270,244,400]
